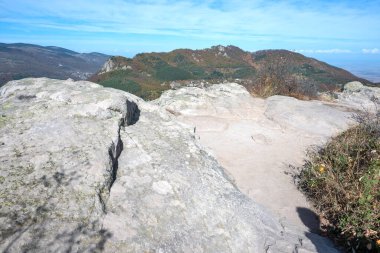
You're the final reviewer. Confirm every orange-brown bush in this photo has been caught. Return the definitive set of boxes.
[249,62,318,100]
[298,105,380,252]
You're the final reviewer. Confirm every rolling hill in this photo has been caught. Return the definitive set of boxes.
[0,43,110,86]
[90,45,371,100]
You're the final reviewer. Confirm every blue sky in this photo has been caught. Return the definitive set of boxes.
[0,0,379,80]
[0,0,379,55]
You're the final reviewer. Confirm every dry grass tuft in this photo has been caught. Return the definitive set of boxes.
[297,100,380,252]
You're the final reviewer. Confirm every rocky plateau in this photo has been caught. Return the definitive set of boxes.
[0,78,378,252]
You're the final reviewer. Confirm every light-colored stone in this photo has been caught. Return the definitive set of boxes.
[100,58,116,73]
[99,58,132,74]
[0,78,338,252]
[337,81,380,112]
[169,81,182,89]
[155,82,379,235]
[152,181,174,195]
[344,81,364,92]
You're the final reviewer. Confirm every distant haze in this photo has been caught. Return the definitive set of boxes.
[306,54,380,83]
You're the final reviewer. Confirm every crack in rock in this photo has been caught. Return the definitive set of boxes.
[98,99,140,213]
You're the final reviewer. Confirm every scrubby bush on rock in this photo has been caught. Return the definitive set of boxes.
[297,102,380,252]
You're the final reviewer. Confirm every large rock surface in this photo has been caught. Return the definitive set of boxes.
[0,78,338,252]
[337,81,380,111]
[155,82,379,234]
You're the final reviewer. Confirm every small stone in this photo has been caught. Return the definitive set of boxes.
[152,181,173,195]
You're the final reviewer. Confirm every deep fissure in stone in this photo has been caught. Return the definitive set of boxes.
[99,100,140,213]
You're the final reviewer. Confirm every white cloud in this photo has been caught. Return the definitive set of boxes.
[294,49,315,53]
[1,0,379,43]
[315,49,352,53]
[295,49,351,54]
[362,48,380,54]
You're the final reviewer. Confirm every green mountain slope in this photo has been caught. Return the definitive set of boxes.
[90,45,371,100]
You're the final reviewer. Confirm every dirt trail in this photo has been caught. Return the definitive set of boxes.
[156,84,358,232]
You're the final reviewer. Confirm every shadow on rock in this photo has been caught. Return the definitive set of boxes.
[297,207,340,253]
[1,171,112,252]
[297,206,320,233]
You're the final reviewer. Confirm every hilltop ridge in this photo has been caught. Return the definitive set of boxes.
[0,43,110,86]
[90,45,370,100]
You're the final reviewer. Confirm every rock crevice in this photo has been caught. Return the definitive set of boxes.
[100,99,140,213]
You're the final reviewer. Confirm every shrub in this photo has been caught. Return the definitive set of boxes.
[186,66,206,78]
[99,78,141,94]
[207,70,224,80]
[249,62,318,100]
[297,104,380,252]
[155,66,193,81]
[232,67,256,79]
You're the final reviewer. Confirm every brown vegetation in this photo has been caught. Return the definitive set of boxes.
[297,102,380,252]
[248,60,319,100]
[90,46,370,100]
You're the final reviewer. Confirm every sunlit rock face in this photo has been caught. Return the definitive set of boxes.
[0,78,341,252]
[155,81,379,238]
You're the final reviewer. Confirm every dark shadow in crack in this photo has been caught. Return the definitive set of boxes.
[126,100,140,126]
[108,138,123,191]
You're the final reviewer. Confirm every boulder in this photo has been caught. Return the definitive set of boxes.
[343,81,364,92]
[99,58,116,74]
[337,81,380,112]
[0,78,339,252]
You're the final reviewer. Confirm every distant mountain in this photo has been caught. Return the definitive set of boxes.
[0,43,110,86]
[90,45,371,100]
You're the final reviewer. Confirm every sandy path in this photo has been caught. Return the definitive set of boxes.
[180,115,320,231]
[156,84,356,232]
